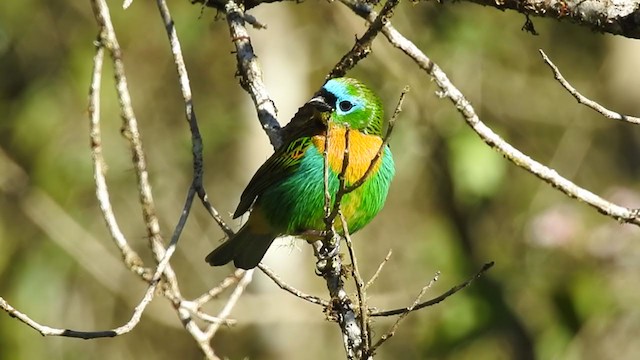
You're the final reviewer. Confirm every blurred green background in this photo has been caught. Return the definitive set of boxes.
[2,1,640,359]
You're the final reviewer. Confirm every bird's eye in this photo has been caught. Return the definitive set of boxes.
[339,100,354,112]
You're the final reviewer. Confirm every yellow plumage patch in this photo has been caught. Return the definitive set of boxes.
[311,123,383,184]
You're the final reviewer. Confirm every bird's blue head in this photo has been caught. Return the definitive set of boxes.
[308,77,384,136]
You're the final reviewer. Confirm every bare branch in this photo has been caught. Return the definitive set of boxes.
[540,49,640,125]
[343,0,640,227]
[344,86,406,194]
[258,264,331,307]
[325,86,405,230]
[205,270,255,338]
[364,249,392,291]
[340,210,370,353]
[323,125,335,225]
[459,0,640,39]
[317,121,363,359]
[194,0,640,38]
[91,0,182,296]
[0,296,117,339]
[194,269,245,307]
[224,0,282,148]
[194,0,640,40]
[192,0,297,11]
[155,2,251,357]
[0,233,182,339]
[155,0,235,241]
[88,38,148,278]
[371,262,494,317]
[369,271,440,354]
[176,307,220,360]
[328,0,401,79]
[198,189,236,238]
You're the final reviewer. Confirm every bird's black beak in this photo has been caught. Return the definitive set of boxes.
[307,91,333,113]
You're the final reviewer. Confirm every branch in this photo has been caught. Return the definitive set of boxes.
[328,0,401,79]
[364,249,392,291]
[203,0,640,39]
[0,221,185,339]
[155,0,234,237]
[460,0,640,39]
[91,0,183,298]
[192,0,296,11]
[88,35,148,279]
[339,211,370,353]
[368,271,440,355]
[258,264,331,307]
[371,262,494,317]
[194,269,245,307]
[192,0,640,39]
[224,0,282,148]
[343,0,640,227]
[344,87,405,193]
[155,1,253,357]
[539,49,640,125]
[204,270,255,338]
[316,121,363,359]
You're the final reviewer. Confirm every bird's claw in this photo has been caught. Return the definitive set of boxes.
[317,240,340,260]
[314,241,340,275]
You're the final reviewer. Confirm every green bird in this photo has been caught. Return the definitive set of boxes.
[206,77,395,269]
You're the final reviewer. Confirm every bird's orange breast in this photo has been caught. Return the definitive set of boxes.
[311,124,383,185]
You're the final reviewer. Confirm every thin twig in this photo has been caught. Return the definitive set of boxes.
[194,269,245,307]
[258,264,330,307]
[193,310,238,326]
[344,87,406,193]
[155,0,234,240]
[325,87,405,228]
[318,68,407,360]
[0,226,185,339]
[371,262,494,317]
[539,49,640,125]
[328,0,401,79]
[326,127,351,222]
[0,296,117,339]
[91,0,182,297]
[0,0,190,340]
[368,272,440,354]
[340,210,370,353]
[323,125,334,224]
[155,2,250,357]
[205,269,255,338]
[317,113,362,359]
[176,307,219,360]
[198,188,235,238]
[365,249,392,291]
[88,37,148,278]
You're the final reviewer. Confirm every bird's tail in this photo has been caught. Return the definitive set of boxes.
[205,223,276,270]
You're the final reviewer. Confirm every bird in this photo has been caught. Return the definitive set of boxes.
[205,77,395,269]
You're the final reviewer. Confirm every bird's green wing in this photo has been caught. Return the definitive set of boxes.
[233,136,313,218]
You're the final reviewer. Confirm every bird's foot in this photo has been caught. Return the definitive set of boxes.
[313,240,340,260]
[313,238,340,276]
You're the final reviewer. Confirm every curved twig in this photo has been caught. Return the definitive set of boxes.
[258,264,330,307]
[540,49,640,125]
[371,262,494,317]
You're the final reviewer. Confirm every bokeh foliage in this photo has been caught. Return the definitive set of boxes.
[1,1,640,359]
